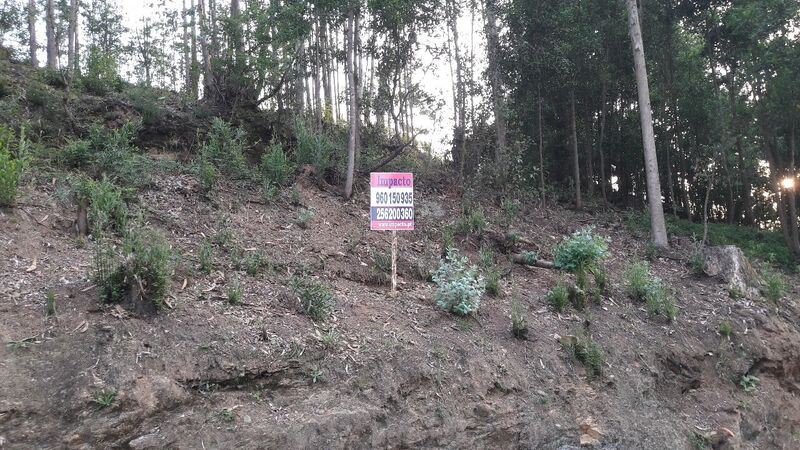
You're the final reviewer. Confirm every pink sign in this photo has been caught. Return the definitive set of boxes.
[370,172,415,231]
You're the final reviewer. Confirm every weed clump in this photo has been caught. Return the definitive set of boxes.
[624,261,676,321]
[553,227,609,291]
[510,300,528,339]
[432,248,485,315]
[75,176,128,233]
[291,278,335,322]
[260,140,294,189]
[456,208,487,235]
[562,331,605,377]
[296,208,314,229]
[761,267,786,304]
[546,281,570,313]
[0,126,27,207]
[94,227,173,313]
[199,118,248,178]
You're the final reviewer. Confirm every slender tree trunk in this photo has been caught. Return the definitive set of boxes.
[183,0,192,95]
[321,19,332,119]
[45,0,57,69]
[598,80,608,202]
[198,0,213,99]
[570,89,582,209]
[539,85,545,206]
[344,10,358,200]
[483,0,507,171]
[27,0,37,67]
[585,106,595,198]
[789,123,800,250]
[190,0,198,100]
[625,0,669,248]
[68,0,78,75]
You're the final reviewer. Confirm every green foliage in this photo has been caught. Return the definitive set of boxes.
[442,225,455,252]
[25,81,51,107]
[45,290,56,317]
[0,126,26,207]
[92,389,117,409]
[244,251,264,276]
[42,68,68,88]
[485,269,502,297]
[75,176,128,233]
[562,331,605,377]
[479,246,494,268]
[293,119,334,178]
[320,329,339,349]
[761,267,786,304]
[553,227,609,279]
[510,300,528,339]
[689,239,707,276]
[291,277,336,322]
[456,208,487,235]
[200,118,248,178]
[499,198,520,228]
[227,280,242,305]
[198,239,213,274]
[195,158,218,194]
[296,208,314,229]
[371,249,392,273]
[520,251,539,265]
[82,47,123,96]
[260,140,294,188]
[432,248,485,315]
[95,228,173,310]
[546,281,570,313]
[739,374,759,393]
[624,261,676,321]
[719,320,733,338]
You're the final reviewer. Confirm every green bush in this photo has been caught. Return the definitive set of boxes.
[761,268,786,304]
[0,126,26,207]
[624,261,676,321]
[432,248,485,315]
[244,251,264,276]
[195,158,218,193]
[61,139,92,169]
[95,228,173,310]
[624,261,651,301]
[200,118,248,178]
[293,119,333,178]
[227,280,242,305]
[128,86,166,126]
[198,239,213,274]
[82,47,123,96]
[546,281,570,313]
[562,331,605,377]
[291,277,335,321]
[75,176,127,233]
[554,226,609,289]
[510,300,528,339]
[485,269,502,297]
[42,68,68,88]
[296,208,314,229]
[260,140,294,188]
[25,81,51,107]
[456,208,487,235]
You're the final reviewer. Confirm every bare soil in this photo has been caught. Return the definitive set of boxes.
[1,171,799,449]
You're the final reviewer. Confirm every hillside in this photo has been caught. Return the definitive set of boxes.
[1,59,800,450]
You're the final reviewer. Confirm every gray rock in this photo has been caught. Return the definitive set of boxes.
[703,245,761,297]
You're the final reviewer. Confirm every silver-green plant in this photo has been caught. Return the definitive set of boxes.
[432,248,485,315]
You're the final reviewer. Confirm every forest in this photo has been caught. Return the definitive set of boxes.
[0,0,799,448]
[0,0,798,259]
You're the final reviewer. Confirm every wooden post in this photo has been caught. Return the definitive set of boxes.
[391,230,398,296]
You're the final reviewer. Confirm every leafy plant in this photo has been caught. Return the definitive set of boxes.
[296,208,314,229]
[761,267,785,304]
[227,281,242,305]
[520,251,538,266]
[293,118,333,178]
[624,261,676,321]
[0,125,27,207]
[553,227,609,290]
[546,281,570,313]
[371,249,392,273]
[198,239,213,274]
[75,176,128,233]
[260,140,294,188]
[442,225,455,252]
[500,198,520,227]
[562,331,605,377]
[689,239,707,276]
[195,158,218,194]
[740,374,759,393]
[510,300,528,340]
[432,248,485,315]
[291,277,335,322]
[92,389,117,409]
[320,329,339,349]
[624,261,651,301]
[244,251,264,276]
[485,269,502,297]
[199,118,248,178]
[456,208,486,235]
[719,320,733,338]
[45,289,56,316]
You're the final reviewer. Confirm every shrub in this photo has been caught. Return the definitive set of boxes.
[25,81,51,107]
[260,140,294,188]
[0,126,26,207]
[442,225,455,252]
[562,331,605,377]
[553,227,609,290]
[291,277,335,321]
[128,86,166,126]
[95,228,173,311]
[510,300,528,340]
[761,268,785,304]
[739,374,759,393]
[42,68,68,88]
[624,261,676,321]
[500,198,520,228]
[432,248,485,315]
[456,208,486,235]
[75,176,127,233]
[82,47,123,96]
[244,251,264,276]
[520,251,538,266]
[296,208,314,229]
[719,320,732,338]
[92,389,117,409]
[227,280,242,305]
[61,139,92,169]
[195,158,218,193]
[485,269,502,297]
[293,119,333,178]
[198,239,213,274]
[200,118,248,178]
[45,290,57,317]
[546,281,570,313]
[371,249,392,273]
[689,242,707,276]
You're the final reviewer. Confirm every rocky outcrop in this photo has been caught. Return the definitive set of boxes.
[703,245,762,297]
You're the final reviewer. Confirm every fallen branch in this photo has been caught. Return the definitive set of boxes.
[360,132,420,174]
[511,254,558,270]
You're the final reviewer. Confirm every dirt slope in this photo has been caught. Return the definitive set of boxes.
[1,171,799,450]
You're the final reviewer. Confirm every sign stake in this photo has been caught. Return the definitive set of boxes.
[391,230,398,296]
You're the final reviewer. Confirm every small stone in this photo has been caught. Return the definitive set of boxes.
[243,415,252,424]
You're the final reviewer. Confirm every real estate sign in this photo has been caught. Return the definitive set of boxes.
[370,172,414,231]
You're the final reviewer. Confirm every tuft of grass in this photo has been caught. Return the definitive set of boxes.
[320,329,339,349]
[500,198,520,228]
[520,251,538,266]
[195,158,217,194]
[309,367,324,384]
[761,268,786,304]
[510,300,528,340]
[739,374,759,393]
[485,269,502,297]
[643,278,677,322]
[689,239,707,276]
[45,289,57,317]
[456,208,486,235]
[546,281,570,313]
[0,125,27,208]
[92,389,117,409]
[479,246,494,268]
[371,249,392,273]
[260,139,294,188]
[244,251,264,277]
[719,320,733,338]
[291,277,335,322]
[296,208,314,229]
[562,331,605,377]
[227,281,242,305]
[689,431,711,450]
[442,225,455,253]
[198,239,213,274]
[728,285,743,299]
[624,261,651,302]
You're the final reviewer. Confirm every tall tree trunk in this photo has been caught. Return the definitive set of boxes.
[625,0,669,248]
[344,9,358,200]
[789,122,800,251]
[68,0,78,75]
[198,0,213,99]
[190,0,199,100]
[45,0,57,69]
[447,0,466,178]
[585,106,595,198]
[483,0,507,171]
[27,0,37,67]
[320,19,332,119]
[598,80,608,202]
[183,0,192,95]
[570,89,582,209]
